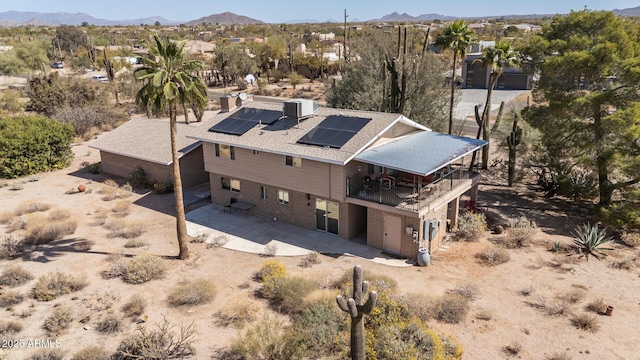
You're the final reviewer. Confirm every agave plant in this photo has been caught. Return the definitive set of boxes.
[572,223,614,261]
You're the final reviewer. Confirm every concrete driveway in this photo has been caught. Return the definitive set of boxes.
[185,204,413,267]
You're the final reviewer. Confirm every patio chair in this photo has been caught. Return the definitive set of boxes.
[224,197,237,212]
[380,172,396,190]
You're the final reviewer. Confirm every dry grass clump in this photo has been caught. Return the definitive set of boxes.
[0,290,25,307]
[299,251,321,268]
[167,279,216,307]
[32,271,88,301]
[23,214,78,245]
[93,207,110,226]
[609,257,636,270]
[402,292,439,323]
[96,313,122,334]
[122,294,147,319]
[14,201,50,215]
[556,288,587,304]
[585,298,607,314]
[0,265,34,287]
[570,313,600,332]
[0,235,24,259]
[545,300,572,317]
[335,268,398,293]
[124,238,149,248]
[0,320,23,336]
[42,306,73,335]
[7,215,27,232]
[449,283,479,301]
[47,208,71,221]
[104,254,166,284]
[502,341,522,356]
[112,199,132,217]
[547,351,573,360]
[621,231,640,247]
[115,317,197,359]
[71,345,111,360]
[476,246,511,266]
[402,292,471,324]
[106,220,146,239]
[104,218,126,232]
[216,298,260,327]
[474,310,493,321]
[0,210,13,224]
[99,179,131,201]
[501,216,538,248]
[28,349,66,360]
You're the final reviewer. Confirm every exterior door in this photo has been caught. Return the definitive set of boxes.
[383,214,402,254]
[316,199,339,235]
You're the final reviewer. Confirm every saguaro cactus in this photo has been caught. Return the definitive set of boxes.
[336,265,378,360]
[507,114,523,187]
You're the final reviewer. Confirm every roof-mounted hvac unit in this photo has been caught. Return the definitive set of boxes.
[283,99,319,120]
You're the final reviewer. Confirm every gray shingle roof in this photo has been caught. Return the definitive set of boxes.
[89,117,201,165]
[355,131,487,176]
[188,101,418,164]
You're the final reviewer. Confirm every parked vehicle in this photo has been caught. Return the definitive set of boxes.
[51,62,64,69]
[91,75,109,83]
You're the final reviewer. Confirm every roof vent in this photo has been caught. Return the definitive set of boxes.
[219,95,237,113]
[283,99,319,120]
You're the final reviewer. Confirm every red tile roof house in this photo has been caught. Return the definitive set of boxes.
[91,99,486,260]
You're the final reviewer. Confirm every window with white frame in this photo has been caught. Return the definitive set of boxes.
[221,177,240,193]
[215,144,235,159]
[285,155,302,167]
[278,190,289,205]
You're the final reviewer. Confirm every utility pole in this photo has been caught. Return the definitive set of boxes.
[344,9,348,63]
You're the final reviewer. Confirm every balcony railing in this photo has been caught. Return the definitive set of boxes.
[347,168,478,212]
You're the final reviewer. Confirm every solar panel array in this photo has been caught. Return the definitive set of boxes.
[297,115,370,148]
[208,108,283,136]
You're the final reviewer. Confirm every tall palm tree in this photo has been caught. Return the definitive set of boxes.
[434,20,475,134]
[476,40,519,169]
[135,35,207,260]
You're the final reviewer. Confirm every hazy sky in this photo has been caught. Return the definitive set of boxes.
[0,0,636,22]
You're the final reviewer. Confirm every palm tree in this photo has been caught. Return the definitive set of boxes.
[434,20,475,134]
[475,40,519,169]
[135,35,207,260]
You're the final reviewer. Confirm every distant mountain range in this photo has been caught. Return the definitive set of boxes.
[0,5,639,27]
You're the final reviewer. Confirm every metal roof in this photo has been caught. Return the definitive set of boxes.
[354,131,487,176]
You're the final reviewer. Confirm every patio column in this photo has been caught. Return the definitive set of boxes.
[469,184,478,203]
[449,197,460,230]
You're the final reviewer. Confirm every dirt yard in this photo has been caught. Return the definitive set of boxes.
[1,128,639,360]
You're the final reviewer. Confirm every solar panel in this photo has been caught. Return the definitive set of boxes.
[297,115,371,148]
[228,108,282,125]
[208,118,257,136]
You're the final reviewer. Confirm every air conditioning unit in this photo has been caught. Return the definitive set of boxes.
[283,99,319,119]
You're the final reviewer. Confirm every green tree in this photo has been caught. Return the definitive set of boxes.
[521,10,640,208]
[0,40,49,75]
[256,37,287,82]
[51,25,88,60]
[212,43,257,88]
[435,20,476,134]
[0,115,74,178]
[327,28,450,132]
[27,72,107,117]
[135,35,208,260]
[475,40,519,169]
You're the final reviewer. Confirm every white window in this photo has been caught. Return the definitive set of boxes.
[278,190,289,205]
[215,144,235,159]
[261,186,268,200]
[221,177,240,193]
[285,155,302,167]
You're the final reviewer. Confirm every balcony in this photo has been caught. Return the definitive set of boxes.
[347,167,479,212]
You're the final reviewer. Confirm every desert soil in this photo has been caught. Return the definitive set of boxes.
[1,113,639,360]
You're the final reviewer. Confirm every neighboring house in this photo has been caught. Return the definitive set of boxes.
[462,53,532,90]
[89,118,208,188]
[183,100,486,259]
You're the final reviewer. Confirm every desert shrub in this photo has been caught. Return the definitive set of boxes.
[262,243,278,257]
[93,207,109,225]
[474,310,493,321]
[33,271,88,301]
[453,211,488,241]
[206,235,229,249]
[255,260,287,283]
[585,298,607,314]
[112,200,132,216]
[124,238,149,248]
[227,315,304,360]
[47,209,71,221]
[0,265,33,287]
[557,288,586,304]
[401,292,440,323]
[476,246,511,266]
[74,239,94,251]
[263,276,316,314]
[0,321,23,335]
[7,215,27,232]
[609,257,636,270]
[435,293,471,324]
[545,300,572,317]
[547,352,573,360]
[54,105,120,136]
[153,180,173,194]
[96,313,122,334]
[0,210,13,224]
[116,254,166,284]
[502,216,538,248]
[0,290,25,307]
[0,235,24,259]
[299,251,321,268]
[216,298,260,327]
[503,342,522,356]
[28,349,65,360]
[190,232,209,243]
[14,201,51,215]
[292,297,344,355]
[449,283,479,301]
[572,223,614,261]
[621,231,640,247]
[86,162,102,174]
[167,279,216,307]
[42,306,73,335]
[71,345,111,360]
[108,221,146,239]
[24,214,78,245]
[570,313,600,332]
[335,269,398,293]
[128,168,149,189]
[122,294,147,319]
[0,116,73,178]
[114,317,197,360]
[104,218,126,232]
